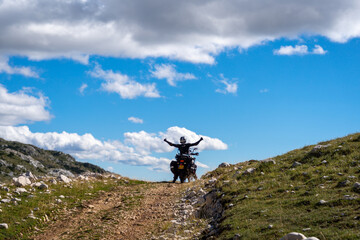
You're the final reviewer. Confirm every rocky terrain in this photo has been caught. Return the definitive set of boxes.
[1,133,360,239]
[0,138,106,182]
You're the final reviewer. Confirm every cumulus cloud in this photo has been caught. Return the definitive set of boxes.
[274,44,327,55]
[0,85,51,126]
[0,56,38,77]
[79,83,88,95]
[128,116,143,124]
[0,0,358,63]
[274,45,309,55]
[0,125,227,171]
[260,88,269,93]
[151,64,196,86]
[89,65,160,99]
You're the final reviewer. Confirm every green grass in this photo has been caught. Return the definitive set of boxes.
[0,177,146,240]
[201,132,360,240]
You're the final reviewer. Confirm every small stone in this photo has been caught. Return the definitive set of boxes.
[243,168,256,175]
[233,233,242,240]
[337,180,350,187]
[319,200,327,205]
[291,162,302,168]
[55,199,62,203]
[218,162,231,168]
[0,223,8,229]
[321,160,328,164]
[58,195,65,199]
[304,238,320,240]
[280,232,306,240]
[268,224,273,229]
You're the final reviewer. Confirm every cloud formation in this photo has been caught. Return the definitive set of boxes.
[128,116,144,124]
[0,0,359,63]
[274,45,327,55]
[151,64,196,86]
[0,125,227,171]
[0,85,51,126]
[89,65,160,99]
[0,56,38,77]
[216,75,238,95]
[79,83,88,95]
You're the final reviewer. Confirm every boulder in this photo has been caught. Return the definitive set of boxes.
[280,232,307,240]
[49,179,57,185]
[13,176,31,187]
[353,182,360,192]
[57,175,72,183]
[218,162,231,168]
[22,171,38,181]
[15,188,28,194]
[48,169,75,178]
[38,183,49,190]
[261,158,276,164]
[243,168,256,175]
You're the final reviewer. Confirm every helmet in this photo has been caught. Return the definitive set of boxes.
[180,136,186,144]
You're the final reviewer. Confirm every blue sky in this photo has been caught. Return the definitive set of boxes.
[0,0,360,181]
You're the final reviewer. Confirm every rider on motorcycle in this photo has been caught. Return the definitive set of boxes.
[164,136,203,154]
[164,136,203,182]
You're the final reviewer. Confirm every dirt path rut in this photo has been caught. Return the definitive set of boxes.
[33,182,186,240]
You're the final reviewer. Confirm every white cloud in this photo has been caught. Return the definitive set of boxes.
[0,0,358,63]
[128,116,143,124]
[89,65,160,99]
[274,44,327,55]
[274,45,309,55]
[313,45,327,55]
[216,75,238,95]
[107,166,114,172]
[151,64,196,86]
[0,85,51,126]
[0,125,227,172]
[0,56,38,78]
[260,88,269,93]
[79,83,88,95]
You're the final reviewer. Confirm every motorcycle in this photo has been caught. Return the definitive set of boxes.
[170,148,198,183]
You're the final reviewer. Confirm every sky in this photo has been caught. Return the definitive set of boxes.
[0,0,360,181]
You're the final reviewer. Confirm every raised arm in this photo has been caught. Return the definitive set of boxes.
[189,137,203,146]
[164,138,179,147]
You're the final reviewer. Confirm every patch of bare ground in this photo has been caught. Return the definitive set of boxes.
[32,182,187,240]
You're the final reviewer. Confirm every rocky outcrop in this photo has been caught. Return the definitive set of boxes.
[0,138,107,182]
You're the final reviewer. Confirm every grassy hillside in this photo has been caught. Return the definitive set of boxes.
[201,133,360,240]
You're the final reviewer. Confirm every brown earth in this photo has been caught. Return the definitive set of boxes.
[32,182,187,240]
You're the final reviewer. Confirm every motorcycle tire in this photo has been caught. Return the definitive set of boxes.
[180,175,186,183]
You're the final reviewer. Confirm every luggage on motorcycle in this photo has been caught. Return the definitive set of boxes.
[190,163,197,174]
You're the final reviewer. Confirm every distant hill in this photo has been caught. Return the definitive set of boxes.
[0,138,106,182]
[200,132,360,239]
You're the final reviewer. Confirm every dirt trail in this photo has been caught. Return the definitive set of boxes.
[33,182,186,240]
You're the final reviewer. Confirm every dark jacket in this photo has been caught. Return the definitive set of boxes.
[164,138,203,155]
